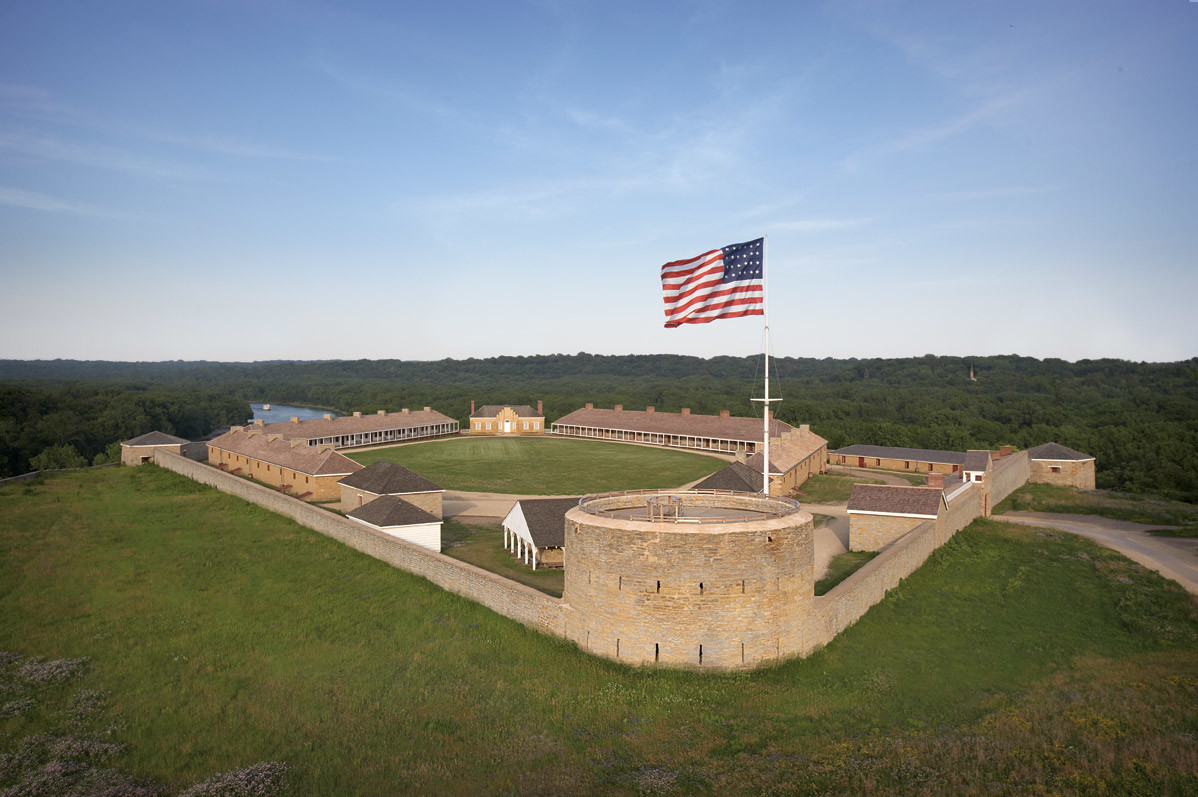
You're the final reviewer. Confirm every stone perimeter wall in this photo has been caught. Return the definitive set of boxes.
[989,450,1031,509]
[153,451,567,637]
[154,448,1033,670]
[810,452,1031,652]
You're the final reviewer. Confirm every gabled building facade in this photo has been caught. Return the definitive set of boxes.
[469,401,545,435]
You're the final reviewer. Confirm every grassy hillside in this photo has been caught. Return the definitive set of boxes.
[348,436,725,494]
[1,467,1196,794]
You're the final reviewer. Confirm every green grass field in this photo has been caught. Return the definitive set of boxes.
[2,467,1196,794]
[815,550,879,595]
[996,483,1198,533]
[347,436,726,494]
[441,519,564,597]
[793,473,883,502]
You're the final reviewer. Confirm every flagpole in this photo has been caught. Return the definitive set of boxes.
[762,235,771,494]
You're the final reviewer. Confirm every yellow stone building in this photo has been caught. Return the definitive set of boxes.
[469,401,545,435]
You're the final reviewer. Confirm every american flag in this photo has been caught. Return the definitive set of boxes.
[661,237,764,328]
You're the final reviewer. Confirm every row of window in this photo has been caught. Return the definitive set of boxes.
[473,420,541,430]
[216,452,309,483]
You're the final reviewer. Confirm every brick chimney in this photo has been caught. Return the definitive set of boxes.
[681,408,690,416]
[585,403,594,409]
[353,411,362,418]
[377,410,386,416]
[927,473,945,489]
[720,410,730,418]
[267,434,282,442]
[402,408,409,414]
[999,445,1012,457]
[290,416,300,423]
[646,406,655,413]
[247,428,261,438]
[323,414,333,421]
[290,439,305,448]
[423,406,431,412]
[800,424,810,434]
[470,400,475,414]
[253,419,265,427]
[614,404,623,411]
[537,400,543,414]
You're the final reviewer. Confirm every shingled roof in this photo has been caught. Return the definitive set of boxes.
[1026,442,1094,461]
[831,444,967,465]
[347,494,440,528]
[693,461,763,492]
[745,425,828,476]
[848,485,945,517]
[553,406,792,443]
[514,498,579,548]
[207,429,362,477]
[123,431,188,446]
[338,461,442,495]
[255,408,455,441]
[470,404,543,418]
[962,450,993,473]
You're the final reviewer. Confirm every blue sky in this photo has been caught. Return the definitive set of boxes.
[1,0,1194,362]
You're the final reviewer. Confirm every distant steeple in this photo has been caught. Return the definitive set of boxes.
[969,364,977,382]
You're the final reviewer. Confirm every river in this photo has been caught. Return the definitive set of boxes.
[248,403,339,424]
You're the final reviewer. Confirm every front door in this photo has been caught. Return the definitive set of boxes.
[504,420,511,433]
[858,457,866,468]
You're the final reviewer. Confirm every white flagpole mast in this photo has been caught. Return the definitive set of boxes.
[752,235,779,495]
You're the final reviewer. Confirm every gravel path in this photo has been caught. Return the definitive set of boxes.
[1000,511,1198,594]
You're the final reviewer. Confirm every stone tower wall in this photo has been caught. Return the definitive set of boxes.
[562,503,813,670]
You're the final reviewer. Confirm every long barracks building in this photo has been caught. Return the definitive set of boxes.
[551,403,793,456]
[251,407,458,450]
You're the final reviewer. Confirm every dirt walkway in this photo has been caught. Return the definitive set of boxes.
[1000,511,1198,595]
[827,465,914,487]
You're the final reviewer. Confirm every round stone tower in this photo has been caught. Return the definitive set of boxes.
[563,490,813,670]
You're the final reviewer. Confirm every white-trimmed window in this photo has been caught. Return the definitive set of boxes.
[533,421,539,430]
[486,422,492,430]
[523,421,529,430]
[474,422,481,430]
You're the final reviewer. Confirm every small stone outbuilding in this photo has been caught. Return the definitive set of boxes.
[121,431,188,466]
[338,461,444,517]
[347,495,442,552]
[502,497,578,569]
[1027,442,1096,490]
[847,484,947,552]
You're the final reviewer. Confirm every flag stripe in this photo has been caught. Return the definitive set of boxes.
[661,238,764,327]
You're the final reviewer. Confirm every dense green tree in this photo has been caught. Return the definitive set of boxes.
[29,444,88,470]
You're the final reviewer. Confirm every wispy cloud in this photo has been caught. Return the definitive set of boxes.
[0,83,337,163]
[0,131,214,180]
[841,89,1032,172]
[0,185,123,217]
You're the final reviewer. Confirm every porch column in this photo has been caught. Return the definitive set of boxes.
[532,547,538,570]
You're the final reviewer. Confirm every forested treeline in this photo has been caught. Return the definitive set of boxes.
[0,354,1194,501]
[0,384,248,476]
